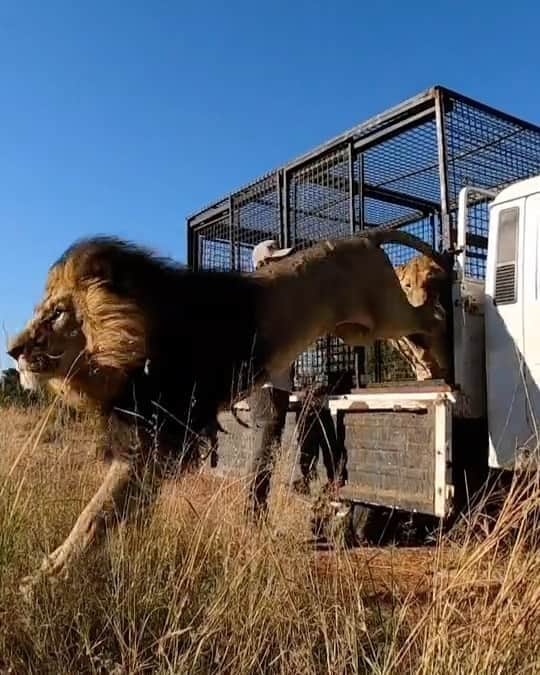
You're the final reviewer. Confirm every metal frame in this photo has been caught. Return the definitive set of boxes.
[186,85,540,390]
[328,389,456,517]
[434,89,451,250]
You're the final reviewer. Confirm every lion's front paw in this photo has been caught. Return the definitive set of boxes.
[19,570,47,603]
[19,545,72,601]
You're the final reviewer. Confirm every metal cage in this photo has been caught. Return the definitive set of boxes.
[187,86,540,391]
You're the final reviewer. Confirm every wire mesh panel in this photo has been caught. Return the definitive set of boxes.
[292,335,356,393]
[464,200,489,279]
[196,213,231,271]
[444,93,540,279]
[288,146,352,246]
[362,197,422,230]
[364,116,441,204]
[445,97,540,199]
[354,121,441,384]
[236,243,258,271]
[231,173,282,271]
[380,217,437,265]
[287,146,357,392]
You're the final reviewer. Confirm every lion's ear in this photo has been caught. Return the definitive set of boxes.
[82,257,139,300]
[73,245,113,285]
[70,237,146,297]
[78,248,134,294]
[83,260,113,285]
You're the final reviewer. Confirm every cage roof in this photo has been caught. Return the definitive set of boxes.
[187,85,540,226]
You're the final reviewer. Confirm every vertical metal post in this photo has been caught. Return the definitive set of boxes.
[430,212,436,249]
[348,142,356,233]
[282,169,291,247]
[229,196,236,270]
[435,88,452,251]
[187,218,195,269]
[435,89,456,387]
[276,170,284,246]
[357,153,365,231]
[351,148,367,388]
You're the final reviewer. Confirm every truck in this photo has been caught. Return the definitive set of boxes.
[186,85,540,541]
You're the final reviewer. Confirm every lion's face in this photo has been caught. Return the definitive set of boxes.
[7,237,151,405]
[396,255,447,307]
[8,295,86,391]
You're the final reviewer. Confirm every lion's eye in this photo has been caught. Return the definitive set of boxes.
[50,307,67,324]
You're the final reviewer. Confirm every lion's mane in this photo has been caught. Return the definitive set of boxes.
[44,236,268,459]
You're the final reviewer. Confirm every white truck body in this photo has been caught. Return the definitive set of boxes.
[449,176,540,470]
[483,176,540,468]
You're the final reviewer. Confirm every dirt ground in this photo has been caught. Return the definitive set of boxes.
[181,471,442,596]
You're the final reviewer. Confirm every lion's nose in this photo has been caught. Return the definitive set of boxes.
[7,343,24,361]
[7,338,25,361]
[7,345,23,361]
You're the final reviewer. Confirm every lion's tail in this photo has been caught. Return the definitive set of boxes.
[367,229,450,270]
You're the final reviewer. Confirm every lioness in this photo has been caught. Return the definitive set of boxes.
[8,230,447,594]
[390,253,450,380]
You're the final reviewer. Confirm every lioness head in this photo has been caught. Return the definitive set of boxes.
[395,254,447,307]
[392,253,449,380]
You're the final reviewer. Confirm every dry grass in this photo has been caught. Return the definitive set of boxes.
[1,403,540,674]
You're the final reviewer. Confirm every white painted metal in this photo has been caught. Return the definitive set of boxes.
[434,398,454,517]
[492,175,540,205]
[453,187,492,419]
[485,185,540,468]
[327,391,456,411]
[456,186,496,281]
[520,193,540,463]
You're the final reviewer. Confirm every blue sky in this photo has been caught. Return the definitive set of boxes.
[1,0,539,367]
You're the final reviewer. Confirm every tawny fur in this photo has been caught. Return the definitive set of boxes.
[249,231,448,378]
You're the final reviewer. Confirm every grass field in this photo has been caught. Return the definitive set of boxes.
[1,402,540,674]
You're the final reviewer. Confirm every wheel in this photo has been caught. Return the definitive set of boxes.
[310,496,356,547]
[310,499,440,548]
[310,500,389,548]
[349,504,400,546]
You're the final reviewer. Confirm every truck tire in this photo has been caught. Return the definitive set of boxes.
[311,499,439,548]
[310,500,399,548]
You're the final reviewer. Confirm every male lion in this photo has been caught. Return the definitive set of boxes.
[389,253,450,380]
[8,231,447,594]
